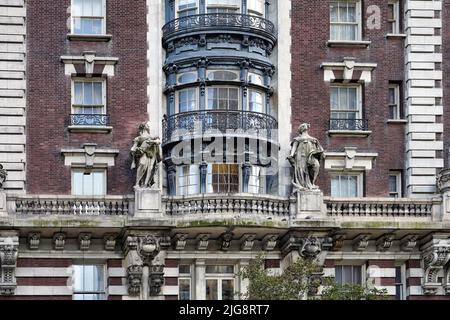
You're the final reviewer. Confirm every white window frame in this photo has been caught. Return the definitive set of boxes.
[247,88,266,113]
[176,0,199,18]
[71,78,107,115]
[71,0,107,35]
[389,171,402,198]
[72,263,107,300]
[388,84,401,120]
[205,265,236,301]
[71,169,107,196]
[206,163,241,194]
[177,165,200,196]
[206,86,240,111]
[206,70,240,82]
[330,84,362,120]
[177,72,198,85]
[388,1,400,34]
[206,0,241,13]
[330,172,363,198]
[247,0,265,17]
[330,0,362,41]
[176,87,199,113]
[334,264,364,285]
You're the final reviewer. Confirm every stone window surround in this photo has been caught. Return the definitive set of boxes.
[324,147,378,172]
[61,143,119,169]
[320,57,377,84]
[61,51,119,77]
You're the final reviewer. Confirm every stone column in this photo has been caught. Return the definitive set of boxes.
[195,259,206,300]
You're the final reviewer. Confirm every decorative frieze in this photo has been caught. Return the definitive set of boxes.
[352,234,371,251]
[27,232,40,250]
[0,234,19,296]
[53,233,66,251]
[78,233,92,251]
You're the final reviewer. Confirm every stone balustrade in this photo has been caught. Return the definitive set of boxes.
[324,197,436,218]
[163,194,291,218]
[8,195,134,216]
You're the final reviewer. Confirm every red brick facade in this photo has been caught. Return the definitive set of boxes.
[291,0,406,197]
[26,0,148,195]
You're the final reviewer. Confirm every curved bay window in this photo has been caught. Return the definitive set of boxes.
[207,164,240,193]
[173,0,267,18]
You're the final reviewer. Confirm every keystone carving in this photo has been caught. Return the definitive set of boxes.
[299,237,322,260]
[0,235,19,296]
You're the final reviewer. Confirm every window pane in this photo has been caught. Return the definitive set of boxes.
[335,266,343,284]
[343,266,352,284]
[92,172,104,195]
[83,82,93,105]
[222,280,234,300]
[91,18,102,34]
[93,82,103,105]
[73,0,83,16]
[92,0,103,16]
[178,73,197,84]
[74,82,83,105]
[206,280,218,300]
[348,88,357,110]
[73,172,83,195]
[352,266,361,285]
[389,175,397,193]
[206,265,234,274]
[348,176,357,197]
[179,265,191,274]
[179,279,191,300]
[82,0,93,16]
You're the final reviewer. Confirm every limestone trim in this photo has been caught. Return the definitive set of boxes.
[320,58,377,83]
[61,52,119,77]
[0,232,19,296]
[61,143,119,168]
[324,147,378,171]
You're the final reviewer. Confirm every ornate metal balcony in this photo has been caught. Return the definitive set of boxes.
[329,119,369,131]
[162,13,276,42]
[162,110,278,145]
[70,114,110,126]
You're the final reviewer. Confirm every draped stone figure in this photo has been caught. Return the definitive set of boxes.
[287,123,325,192]
[131,123,162,188]
[0,164,6,189]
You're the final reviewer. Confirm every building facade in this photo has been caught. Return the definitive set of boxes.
[0,0,449,300]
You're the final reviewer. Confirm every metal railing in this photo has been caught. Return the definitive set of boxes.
[70,114,110,126]
[329,119,369,131]
[162,110,278,144]
[162,13,276,39]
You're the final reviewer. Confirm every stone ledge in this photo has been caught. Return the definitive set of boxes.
[68,125,113,134]
[67,34,112,42]
[326,40,371,48]
[386,33,407,39]
[328,130,372,137]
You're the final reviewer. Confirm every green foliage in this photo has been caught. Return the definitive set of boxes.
[240,254,388,301]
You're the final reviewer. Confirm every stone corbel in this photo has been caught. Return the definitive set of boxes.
[0,233,19,296]
[62,144,119,169]
[149,265,165,296]
[53,232,66,250]
[445,267,450,295]
[262,234,278,251]
[104,233,118,251]
[352,234,371,251]
[320,58,377,83]
[196,234,210,251]
[78,233,92,251]
[219,232,234,251]
[331,234,346,251]
[27,232,40,250]
[240,234,256,251]
[421,235,450,295]
[376,234,395,252]
[173,233,188,251]
[400,235,419,252]
[61,51,119,77]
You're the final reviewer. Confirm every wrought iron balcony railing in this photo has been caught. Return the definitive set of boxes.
[329,119,369,131]
[162,110,278,144]
[162,13,276,40]
[70,114,110,127]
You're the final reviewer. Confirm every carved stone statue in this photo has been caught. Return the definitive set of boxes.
[287,123,324,192]
[0,165,6,189]
[131,122,162,188]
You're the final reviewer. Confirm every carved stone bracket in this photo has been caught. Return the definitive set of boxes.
[262,234,278,251]
[400,235,419,252]
[78,233,92,251]
[421,235,450,295]
[376,234,395,252]
[196,234,210,251]
[299,237,322,260]
[0,234,19,296]
[173,233,189,251]
[53,232,66,250]
[27,232,40,250]
[219,232,234,251]
[352,234,371,251]
[240,234,256,251]
[104,233,118,251]
[127,265,143,296]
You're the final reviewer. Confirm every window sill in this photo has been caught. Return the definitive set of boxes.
[386,33,406,39]
[387,119,407,124]
[328,130,372,137]
[68,125,113,133]
[67,34,112,42]
[326,40,371,48]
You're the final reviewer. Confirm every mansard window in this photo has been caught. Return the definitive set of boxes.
[330,1,361,41]
[72,0,106,35]
[389,171,402,198]
[178,88,198,113]
[388,84,401,120]
[207,87,239,110]
[73,265,106,300]
[248,0,265,17]
[207,164,239,193]
[72,79,106,120]
[207,70,239,81]
[330,85,362,130]
[331,173,362,197]
[179,264,192,300]
[248,89,265,113]
[177,0,199,17]
[388,1,400,34]
[72,170,106,196]
[205,265,235,300]
[178,72,197,85]
[206,0,240,13]
[177,165,200,196]
[335,265,362,285]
